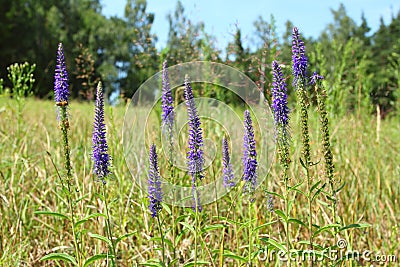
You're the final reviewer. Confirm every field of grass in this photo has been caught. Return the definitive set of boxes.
[0,97,399,266]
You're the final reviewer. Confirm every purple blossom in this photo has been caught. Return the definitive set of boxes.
[272,61,290,127]
[54,43,70,103]
[184,75,205,181]
[242,110,257,194]
[184,75,204,211]
[148,144,163,217]
[292,27,308,87]
[222,137,235,188]
[310,72,324,85]
[92,82,110,181]
[161,60,174,136]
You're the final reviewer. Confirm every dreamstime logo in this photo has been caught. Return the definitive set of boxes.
[257,239,398,263]
[122,61,275,207]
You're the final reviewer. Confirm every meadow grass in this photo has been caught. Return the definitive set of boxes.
[0,97,398,266]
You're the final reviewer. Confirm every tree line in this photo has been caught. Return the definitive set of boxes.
[1,0,399,115]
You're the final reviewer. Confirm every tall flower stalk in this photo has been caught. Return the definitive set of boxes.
[54,43,80,264]
[222,137,235,188]
[292,27,314,258]
[292,27,311,165]
[184,75,204,212]
[148,144,163,218]
[160,60,178,261]
[92,82,110,183]
[242,110,257,265]
[184,75,204,266]
[161,60,174,144]
[147,144,165,264]
[312,72,339,229]
[92,82,117,266]
[242,110,257,195]
[272,60,292,259]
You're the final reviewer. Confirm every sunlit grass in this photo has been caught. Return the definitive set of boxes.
[0,97,398,266]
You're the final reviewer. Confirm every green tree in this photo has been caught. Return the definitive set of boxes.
[119,0,158,99]
[166,0,207,64]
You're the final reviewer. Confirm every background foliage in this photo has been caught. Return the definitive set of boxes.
[1,0,399,115]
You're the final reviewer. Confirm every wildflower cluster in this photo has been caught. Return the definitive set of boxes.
[222,137,235,188]
[242,110,258,194]
[92,82,110,183]
[148,144,163,218]
[184,75,204,211]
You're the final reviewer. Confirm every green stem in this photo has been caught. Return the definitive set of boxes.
[218,181,246,266]
[59,105,81,266]
[306,168,314,265]
[314,83,339,240]
[102,184,117,267]
[157,215,166,265]
[194,203,198,267]
[248,201,253,266]
[285,178,291,267]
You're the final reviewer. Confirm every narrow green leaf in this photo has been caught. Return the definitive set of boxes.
[183,261,211,266]
[222,252,248,262]
[299,157,307,169]
[161,202,172,215]
[265,190,284,200]
[175,214,189,224]
[312,183,327,202]
[83,253,114,267]
[88,233,113,247]
[289,187,306,196]
[75,213,107,228]
[290,181,304,190]
[34,211,69,220]
[339,223,371,232]
[310,180,322,193]
[297,241,324,250]
[313,223,341,237]
[252,220,277,232]
[141,262,163,267]
[335,182,346,193]
[274,209,287,222]
[288,218,307,228]
[115,232,136,245]
[201,224,226,233]
[179,222,195,234]
[260,238,286,252]
[168,259,179,267]
[40,253,77,265]
[150,237,174,248]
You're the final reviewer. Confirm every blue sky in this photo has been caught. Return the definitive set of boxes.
[101,0,399,51]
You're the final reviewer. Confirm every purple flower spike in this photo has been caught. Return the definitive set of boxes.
[310,72,324,85]
[184,75,205,181]
[92,82,110,181]
[272,61,290,127]
[222,137,235,188]
[54,43,70,103]
[184,75,204,211]
[148,144,163,218]
[242,110,257,194]
[161,60,174,136]
[292,27,308,87]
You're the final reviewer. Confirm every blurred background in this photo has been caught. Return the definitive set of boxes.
[1,0,399,116]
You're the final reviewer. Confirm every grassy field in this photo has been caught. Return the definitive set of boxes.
[0,97,399,266]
